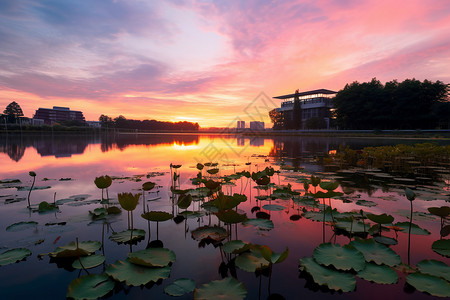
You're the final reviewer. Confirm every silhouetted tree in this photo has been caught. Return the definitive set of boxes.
[292,89,302,129]
[3,101,24,123]
[269,108,283,129]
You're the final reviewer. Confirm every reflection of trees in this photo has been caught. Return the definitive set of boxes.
[0,140,25,161]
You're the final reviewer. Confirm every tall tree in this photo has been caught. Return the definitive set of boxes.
[269,108,283,129]
[292,89,302,129]
[3,101,24,123]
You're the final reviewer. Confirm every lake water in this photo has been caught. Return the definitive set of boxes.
[0,133,449,299]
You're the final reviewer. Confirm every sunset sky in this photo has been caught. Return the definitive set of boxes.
[1,0,449,127]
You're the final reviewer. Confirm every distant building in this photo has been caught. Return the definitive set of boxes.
[33,106,85,125]
[87,121,101,128]
[249,121,265,131]
[274,89,336,129]
[236,120,245,129]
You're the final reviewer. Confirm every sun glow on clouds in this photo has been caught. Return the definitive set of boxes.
[0,0,449,127]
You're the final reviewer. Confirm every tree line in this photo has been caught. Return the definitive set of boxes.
[99,115,200,131]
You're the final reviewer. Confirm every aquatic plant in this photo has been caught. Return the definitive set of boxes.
[94,175,112,200]
[27,171,36,208]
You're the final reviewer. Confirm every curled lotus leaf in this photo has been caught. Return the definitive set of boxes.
[109,229,145,244]
[298,257,356,292]
[357,263,398,284]
[106,259,170,286]
[49,240,101,258]
[431,239,450,257]
[66,274,115,300]
[216,210,247,224]
[106,206,121,214]
[164,278,196,297]
[427,206,450,218]
[171,164,182,169]
[373,236,398,246]
[191,226,228,242]
[416,259,450,281]
[366,213,394,224]
[207,168,219,175]
[6,221,38,232]
[319,181,339,191]
[196,163,204,170]
[252,244,289,264]
[142,182,156,191]
[94,175,112,189]
[128,248,176,267]
[393,222,431,235]
[141,211,173,222]
[72,255,105,269]
[118,192,140,211]
[204,180,221,191]
[210,192,241,210]
[262,204,286,211]
[242,218,274,230]
[177,194,192,209]
[313,243,365,271]
[349,238,401,267]
[406,273,450,298]
[0,248,32,266]
[194,277,247,300]
[235,250,269,272]
[222,240,252,254]
[334,221,367,234]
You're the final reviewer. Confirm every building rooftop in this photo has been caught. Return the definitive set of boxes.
[273,89,337,100]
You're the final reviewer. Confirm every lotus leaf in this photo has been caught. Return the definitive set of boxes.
[89,207,106,217]
[406,273,450,297]
[349,238,401,266]
[441,225,450,237]
[204,180,221,190]
[319,181,339,191]
[357,263,398,284]
[393,222,430,235]
[207,168,219,174]
[142,181,156,191]
[428,206,450,217]
[17,185,51,191]
[253,245,289,264]
[164,278,196,296]
[355,200,377,207]
[191,226,228,242]
[106,206,121,214]
[38,201,58,212]
[242,218,274,230]
[6,221,38,232]
[66,274,115,300]
[128,248,176,267]
[262,204,286,211]
[72,255,105,269]
[49,240,101,258]
[109,229,145,244]
[171,164,182,169]
[194,277,247,300]
[177,194,192,209]
[141,211,173,222]
[416,259,450,281]
[106,259,170,286]
[196,163,204,170]
[118,192,140,211]
[310,175,321,187]
[334,221,367,234]
[255,176,270,186]
[431,239,450,257]
[235,250,269,272]
[209,192,241,210]
[178,211,205,219]
[313,243,365,271]
[298,257,356,292]
[367,213,394,224]
[216,210,247,224]
[0,248,32,266]
[222,240,252,254]
[94,175,112,189]
[170,187,190,194]
[373,236,398,245]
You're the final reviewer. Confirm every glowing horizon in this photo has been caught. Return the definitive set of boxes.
[1,0,449,128]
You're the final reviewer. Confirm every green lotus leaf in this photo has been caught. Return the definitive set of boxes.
[367,213,394,224]
[207,168,219,175]
[118,192,140,211]
[441,225,450,237]
[196,163,204,170]
[303,208,338,222]
[253,245,289,264]
[222,240,252,254]
[373,236,398,245]
[191,226,228,242]
[204,180,221,190]
[72,255,106,269]
[262,204,286,211]
[313,243,365,271]
[128,248,176,267]
[164,278,196,296]
[106,259,170,286]
[94,175,112,189]
[17,185,51,191]
[141,211,173,222]
[349,238,401,266]
[170,187,190,194]
[194,277,247,300]
[106,206,121,214]
[210,192,241,210]
[66,274,115,300]
[355,200,377,207]
[89,207,106,217]
[431,239,450,257]
[242,218,274,230]
[428,206,450,218]
[310,175,321,187]
[416,259,450,281]
[0,248,32,266]
[49,240,101,258]
[235,250,269,272]
[357,263,398,284]
[178,211,205,219]
[109,229,145,244]
[216,210,247,224]
[334,221,367,234]
[319,181,339,191]
[255,176,270,186]
[405,187,416,201]
[38,201,58,212]
[393,222,431,235]
[171,164,182,169]
[177,194,192,209]
[6,221,38,232]
[142,181,156,191]
[406,273,450,297]
[298,257,356,292]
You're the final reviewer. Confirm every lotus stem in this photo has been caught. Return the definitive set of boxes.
[27,176,35,208]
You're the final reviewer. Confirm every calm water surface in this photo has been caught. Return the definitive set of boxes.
[0,133,448,299]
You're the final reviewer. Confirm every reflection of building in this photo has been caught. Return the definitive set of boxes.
[274,89,336,129]
[250,137,264,147]
[249,121,264,131]
[237,137,245,146]
[236,121,245,129]
[33,106,85,125]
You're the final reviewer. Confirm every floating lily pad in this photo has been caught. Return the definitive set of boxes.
[431,239,450,257]
[262,204,286,211]
[355,200,377,207]
[216,210,247,224]
[373,236,398,245]
[194,277,247,299]
[191,226,228,242]
[406,273,450,297]
[128,248,176,267]
[17,186,51,191]
[416,259,450,281]
[242,218,274,230]
[313,243,365,271]
[334,221,367,234]
[106,259,170,286]
[393,222,431,235]
[235,250,270,272]
[367,213,394,224]
[427,206,450,218]
[141,211,173,222]
[298,257,356,292]
[72,255,106,269]
[49,241,101,258]
[349,238,401,266]
[357,263,398,284]
[222,240,252,254]
[164,278,196,296]
[6,221,38,232]
[66,274,115,300]
[0,248,32,266]
[109,229,145,244]
[177,194,192,209]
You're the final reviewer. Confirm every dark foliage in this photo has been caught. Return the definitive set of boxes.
[99,114,200,131]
